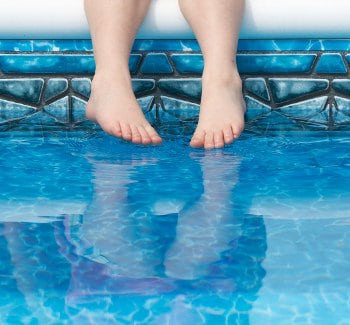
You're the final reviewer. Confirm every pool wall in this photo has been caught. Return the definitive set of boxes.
[1,0,350,132]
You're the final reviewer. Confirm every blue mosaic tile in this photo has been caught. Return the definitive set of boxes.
[237,54,317,74]
[332,79,350,96]
[72,96,87,123]
[238,40,350,51]
[344,55,350,68]
[244,78,270,101]
[0,79,44,104]
[132,79,156,95]
[171,54,204,74]
[43,79,68,102]
[132,40,200,52]
[0,99,35,121]
[141,54,173,74]
[43,97,69,123]
[51,40,93,52]
[0,40,34,52]
[332,99,350,126]
[0,55,141,74]
[269,79,329,104]
[71,78,91,99]
[158,79,201,101]
[315,54,347,74]
[0,40,93,52]
[237,40,317,51]
[161,96,200,120]
[30,41,57,52]
[279,96,328,121]
[311,40,350,51]
[0,55,95,74]
[2,39,350,53]
[129,55,143,74]
[244,96,271,121]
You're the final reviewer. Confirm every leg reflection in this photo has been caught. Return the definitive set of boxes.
[165,151,241,280]
[74,159,156,278]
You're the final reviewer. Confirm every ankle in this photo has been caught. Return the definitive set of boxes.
[202,70,242,89]
[91,71,132,90]
[202,62,241,85]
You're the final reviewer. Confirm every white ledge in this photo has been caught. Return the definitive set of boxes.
[1,0,350,39]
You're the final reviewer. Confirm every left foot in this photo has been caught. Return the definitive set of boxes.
[190,71,246,149]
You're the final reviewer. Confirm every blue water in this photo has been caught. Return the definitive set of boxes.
[0,130,350,324]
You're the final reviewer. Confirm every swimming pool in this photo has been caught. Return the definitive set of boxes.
[1,129,349,324]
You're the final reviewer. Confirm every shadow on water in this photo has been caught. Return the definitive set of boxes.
[0,131,267,324]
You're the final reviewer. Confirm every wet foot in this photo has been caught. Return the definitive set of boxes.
[86,74,162,145]
[190,71,246,149]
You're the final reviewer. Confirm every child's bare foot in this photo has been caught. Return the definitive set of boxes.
[190,70,246,150]
[86,74,162,145]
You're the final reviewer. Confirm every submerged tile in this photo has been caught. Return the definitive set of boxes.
[43,79,68,102]
[158,79,202,101]
[334,97,350,125]
[72,96,87,123]
[237,54,316,74]
[20,110,59,126]
[141,54,173,74]
[269,78,329,103]
[252,111,303,131]
[0,79,44,104]
[138,96,155,112]
[43,97,69,122]
[161,96,200,120]
[332,79,350,96]
[171,54,204,74]
[0,99,35,121]
[132,79,156,95]
[279,96,329,122]
[244,96,271,121]
[315,54,347,74]
[71,78,91,99]
[138,96,156,123]
[244,78,270,101]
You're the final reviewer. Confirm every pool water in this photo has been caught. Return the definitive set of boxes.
[0,130,350,324]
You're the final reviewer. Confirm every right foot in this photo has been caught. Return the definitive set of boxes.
[86,75,162,145]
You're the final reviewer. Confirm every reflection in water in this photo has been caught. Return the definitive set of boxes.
[63,150,267,322]
[1,139,267,323]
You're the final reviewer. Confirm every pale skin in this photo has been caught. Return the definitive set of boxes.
[84,0,246,149]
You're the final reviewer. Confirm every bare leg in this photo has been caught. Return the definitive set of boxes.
[179,0,246,149]
[84,0,162,145]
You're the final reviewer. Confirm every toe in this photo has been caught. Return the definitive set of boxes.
[112,122,122,138]
[204,131,215,150]
[144,125,162,144]
[138,126,152,145]
[130,125,142,144]
[214,130,225,149]
[232,123,244,139]
[223,126,234,145]
[190,129,205,148]
[120,123,132,141]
